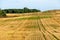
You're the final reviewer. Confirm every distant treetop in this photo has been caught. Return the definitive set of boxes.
[2,7,41,13]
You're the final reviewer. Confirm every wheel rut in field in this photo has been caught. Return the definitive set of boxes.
[40,18,60,40]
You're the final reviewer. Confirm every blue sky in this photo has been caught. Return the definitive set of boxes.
[0,0,60,11]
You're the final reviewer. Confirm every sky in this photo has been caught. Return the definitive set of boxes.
[0,0,60,11]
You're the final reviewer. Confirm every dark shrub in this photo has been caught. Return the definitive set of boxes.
[0,10,6,17]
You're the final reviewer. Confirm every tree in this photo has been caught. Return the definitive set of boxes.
[23,7,30,13]
[3,7,41,13]
[0,10,6,17]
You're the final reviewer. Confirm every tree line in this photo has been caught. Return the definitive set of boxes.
[0,7,40,17]
[3,7,40,13]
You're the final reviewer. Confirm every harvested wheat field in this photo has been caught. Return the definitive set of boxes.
[0,12,60,40]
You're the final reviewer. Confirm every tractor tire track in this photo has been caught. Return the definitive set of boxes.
[41,18,60,40]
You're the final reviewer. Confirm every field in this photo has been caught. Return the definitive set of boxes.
[0,12,60,40]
